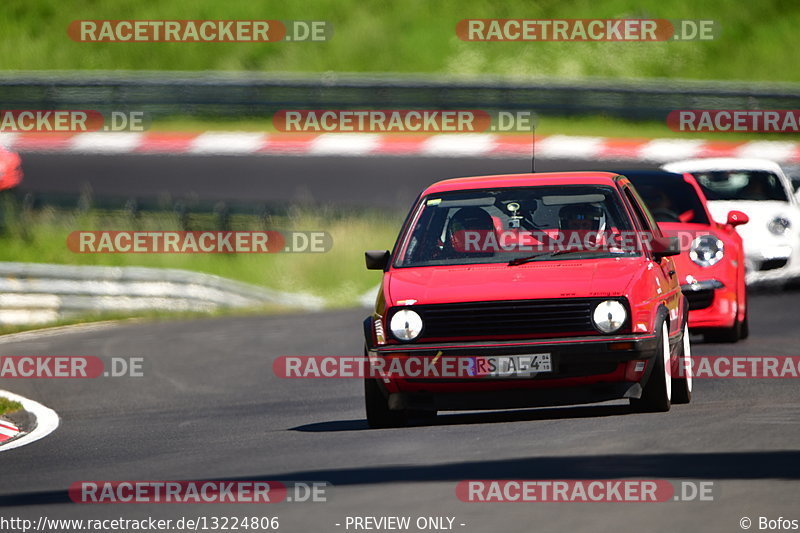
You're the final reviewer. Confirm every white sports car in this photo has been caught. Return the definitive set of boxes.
[663,158,800,285]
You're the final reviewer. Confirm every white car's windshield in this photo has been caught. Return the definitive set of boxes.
[691,170,789,202]
[393,185,640,268]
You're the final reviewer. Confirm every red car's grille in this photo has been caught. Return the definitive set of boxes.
[401,298,618,341]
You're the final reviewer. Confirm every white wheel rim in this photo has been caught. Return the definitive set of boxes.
[683,323,693,392]
[662,323,671,402]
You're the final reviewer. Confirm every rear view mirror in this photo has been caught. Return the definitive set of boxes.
[726,210,749,227]
[365,250,390,270]
[651,236,680,259]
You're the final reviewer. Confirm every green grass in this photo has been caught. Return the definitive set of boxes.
[0,306,299,337]
[0,203,399,307]
[1,0,799,82]
[0,397,23,416]
[150,115,800,142]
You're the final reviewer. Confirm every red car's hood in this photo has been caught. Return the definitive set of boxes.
[386,258,642,305]
[657,222,730,285]
[657,222,715,245]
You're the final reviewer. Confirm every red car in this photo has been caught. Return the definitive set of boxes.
[0,146,22,192]
[363,171,691,428]
[623,171,749,343]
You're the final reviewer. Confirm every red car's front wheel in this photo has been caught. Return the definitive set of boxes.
[364,378,408,429]
[630,322,672,413]
[671,323,693,404]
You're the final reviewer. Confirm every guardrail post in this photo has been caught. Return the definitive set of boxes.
[174,201,189,231]
[214,201,230,231]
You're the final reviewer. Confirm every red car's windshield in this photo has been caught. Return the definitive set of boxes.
[625,174,711,224]
[394,185,640,268]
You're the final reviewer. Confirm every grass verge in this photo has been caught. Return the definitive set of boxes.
[0,202,399,308]
[1,0,799,82]
[0,397,23,416]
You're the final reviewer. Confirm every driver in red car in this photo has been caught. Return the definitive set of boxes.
[559,203,611,250]
[560,204,604,231]
[445,207,494,256]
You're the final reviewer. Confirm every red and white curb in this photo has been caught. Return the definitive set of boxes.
[1,132,799,163]
[0,418,20,443]
[0,389,59,452]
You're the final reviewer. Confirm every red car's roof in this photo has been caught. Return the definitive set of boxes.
[423,172,623,195]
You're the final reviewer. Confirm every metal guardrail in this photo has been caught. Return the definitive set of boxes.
[1,71,800,121]
[0,262,323,326]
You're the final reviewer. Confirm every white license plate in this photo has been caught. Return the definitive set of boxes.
[473,354,552,378]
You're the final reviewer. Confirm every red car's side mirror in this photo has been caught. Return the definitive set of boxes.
[726,210,749,227]
[651,236,681,259]
[365,250,390,270]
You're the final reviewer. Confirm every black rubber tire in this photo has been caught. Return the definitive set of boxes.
[739,308,749,340]
[704,320,741,343]
[408,409,438,420]
[364,378,407,428]
[630,323,672,413]
[671,323,693,405]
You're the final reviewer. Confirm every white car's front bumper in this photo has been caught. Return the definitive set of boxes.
[707,200,800,285]
[743,241,800,284]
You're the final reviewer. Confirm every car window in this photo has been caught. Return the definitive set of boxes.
[393,185,639,268]
[691,170,789,201]
[623,187,653,231]
[625,175,710,224]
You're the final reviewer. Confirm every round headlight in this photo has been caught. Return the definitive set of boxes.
[390,309,423,341]
[690,235,724,267]
[592,300,627,334]
[768,216,791,236]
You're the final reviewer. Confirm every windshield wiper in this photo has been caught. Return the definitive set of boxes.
[507,251,558,266]
[507,249,612,266]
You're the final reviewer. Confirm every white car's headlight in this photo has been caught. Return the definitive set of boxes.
[690,235,724,267]
[768,216,791,236]
[592,300,627,334]
[390,309,423,341]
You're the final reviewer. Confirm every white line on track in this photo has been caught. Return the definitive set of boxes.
[0,319,127,345]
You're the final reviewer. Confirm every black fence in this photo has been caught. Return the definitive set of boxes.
[1,72,799,120]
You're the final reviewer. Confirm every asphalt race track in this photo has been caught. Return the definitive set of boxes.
[17,153,661,209]
[1,154,799,532]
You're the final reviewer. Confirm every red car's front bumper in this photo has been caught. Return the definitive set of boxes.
[369,333,663,411]
[0,149,22,191]
[681,278,738,329]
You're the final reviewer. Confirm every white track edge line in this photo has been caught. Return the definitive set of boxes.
[0,389,59,452]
